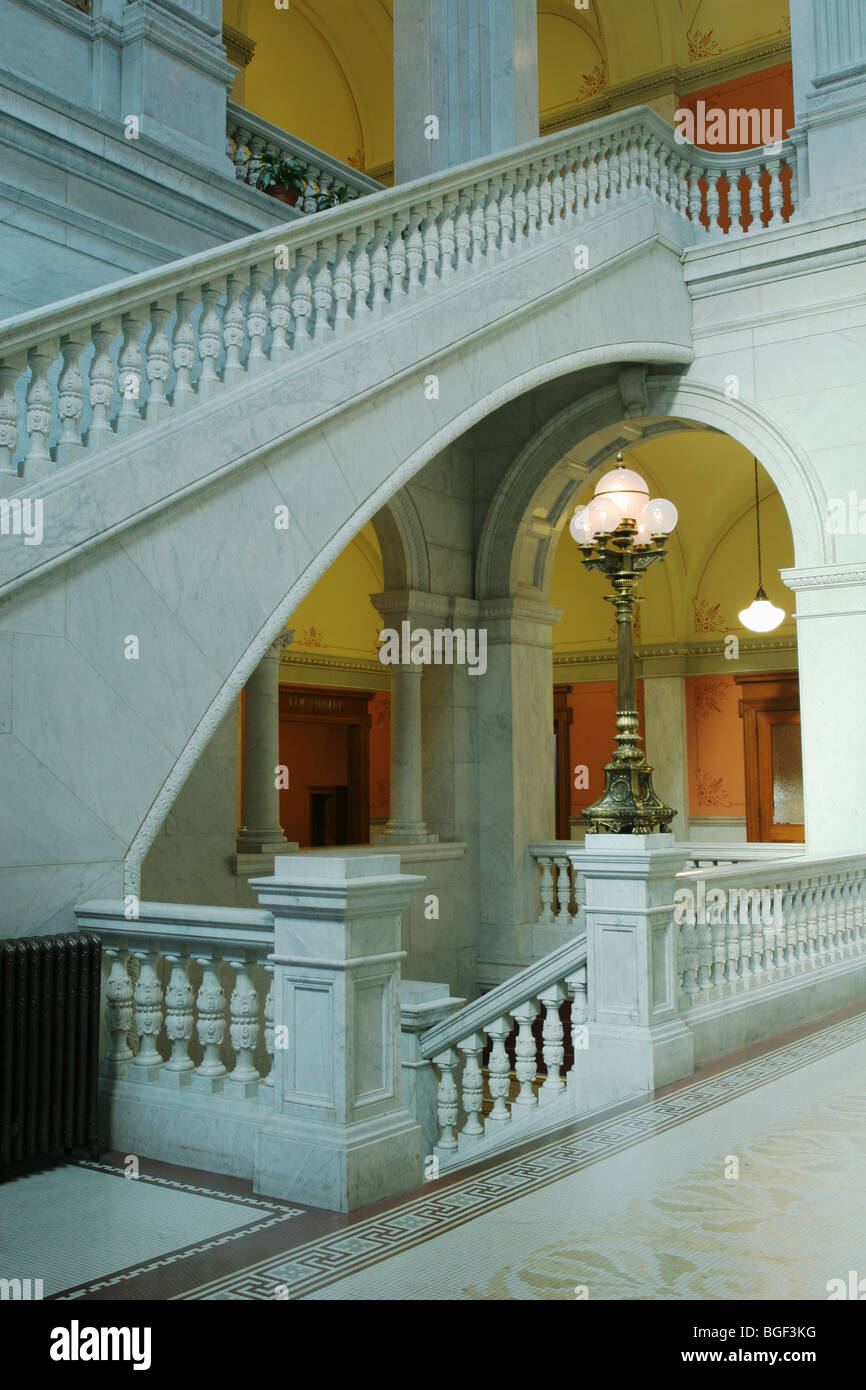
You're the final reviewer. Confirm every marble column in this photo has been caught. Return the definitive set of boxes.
[790,0,866,214]
[393,0,539,183]
[236,630,294,858]
[477,597,562,975]
[642,674,689,836]
[371,593,438,846]
[782,563,866,857]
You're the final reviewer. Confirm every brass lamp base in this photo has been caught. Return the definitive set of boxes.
[582,758,677,836]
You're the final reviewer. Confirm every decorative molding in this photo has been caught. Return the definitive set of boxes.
[222,22,256,70]
[554,637,797,667]
[280,651,384,675]
[782,564,866,591]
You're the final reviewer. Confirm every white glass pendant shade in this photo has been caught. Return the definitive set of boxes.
[640,497,679,535]
[593,465,649,520]
[583,493,624,534]
[738,588,785,632]
[569,506,594,542]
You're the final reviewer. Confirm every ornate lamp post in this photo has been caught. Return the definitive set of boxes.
[570,454,679,835]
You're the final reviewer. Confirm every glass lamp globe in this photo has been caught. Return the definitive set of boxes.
[738,587,785,633]
[593,460,650,520]
[640,497,679,535]
[583,493,624,535]
[569,506,593,543]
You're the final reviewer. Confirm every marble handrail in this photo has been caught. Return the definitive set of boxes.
[673,851,866,1008]
[0,105,797,486]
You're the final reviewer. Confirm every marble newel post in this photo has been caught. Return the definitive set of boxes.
[235,631,296,871]
[393,0,539,183]
[371,594,438,846]
[252,854,425,1211]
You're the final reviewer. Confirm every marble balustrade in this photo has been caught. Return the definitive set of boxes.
[0,107,797,484]
[227,102,382,213]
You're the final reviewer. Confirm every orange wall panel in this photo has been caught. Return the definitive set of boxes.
[686,674,746,817]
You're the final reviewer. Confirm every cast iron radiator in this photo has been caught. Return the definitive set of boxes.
[0,933,101,1167]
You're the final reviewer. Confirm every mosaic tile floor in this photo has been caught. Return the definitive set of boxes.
[180,1010,866,1301]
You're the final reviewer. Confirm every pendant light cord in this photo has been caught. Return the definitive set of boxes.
[753,457,764,592]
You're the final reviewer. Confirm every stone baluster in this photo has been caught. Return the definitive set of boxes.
[104,950,134,1071]
[561,156,577,221]
[538,167,554,231]
[85,322,117,452]
[485,1016,513,1128]
[350,232,372,317]
[369,224,390,314]
[679,917,700,1003]
[585,143,600,212]
[511,175,528,245]
[115,310,146,434]
[404,210,424,295]
[232,126,251,181]
[268,259,293,363]
[525,164,542,241]
[549,160,565,227]
[499,180,515,249]
[766,158,784,228]
[739,164,759,234]
[806,881,821,963]
[458,1032,485,1141]
[245,265,269,370]
[566,967,588,1100]
[262,961,276,1090]
[56,333,85,465]
[311,242,335,342]
[787,157,799,220]
[0,358,22,477]
[388,212,408,302]
[332,235,353,326]
[454,196,472,269]
[511,1000,538,1113]
[539,983,565,1101]
[695,912,712,992]
[422,202,443,286]
[574,152,588,219]
[195,281,223,398]
[289,253,313,350]
[676,159,691,218]
[132,949,164,1072]
[597,144,611,205]
[302,166,320,215]
[724,917,740,986]
[637,130,650,193]
[433,1047,459,1153]
[469,183,487,262]
[22,342,56,480]
[484,183,503,253]
[827,879,841,958]
[737,909,753,985]
[163,953,195,1073]
[144,302,173,422]
[710,917,726,989]
[856,875,866,945]
[170,293,197,409]
[688,165,705,227]
[626,128,641,196]
[554,857,571,927]
[536,856,554,924]
[195,954,227,1079]
[247,135,266,188]
[227,955,261,1090]
[705,170,722,233]
[218,274,246,385]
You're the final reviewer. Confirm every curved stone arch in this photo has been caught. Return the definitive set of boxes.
[476,373,832,602]
[370,489,431,593]
[123,339,694,894]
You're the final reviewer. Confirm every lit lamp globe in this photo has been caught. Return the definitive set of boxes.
[593,460,649,522]
[640,496,679,536]
[738,587,785,633]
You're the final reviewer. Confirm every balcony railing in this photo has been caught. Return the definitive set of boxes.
[226,102,383,214]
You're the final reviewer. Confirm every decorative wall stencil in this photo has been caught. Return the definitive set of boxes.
[694,767,733,807]
[578,63,607,99]
[693,680,726,721]
[297,626,328,648]
[687,28,719,61]
[692,597,728,633]
[347,148,366,171]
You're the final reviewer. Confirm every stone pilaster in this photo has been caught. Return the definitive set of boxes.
[234,630,295,873]
[393,0,539,183]
[790,0,866,214]
[370,592,438,846]
[642,675,689,834]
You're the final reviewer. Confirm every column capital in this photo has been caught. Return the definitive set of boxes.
[781,563,866,618]
[478,595,564,646]
[269,628,295,657]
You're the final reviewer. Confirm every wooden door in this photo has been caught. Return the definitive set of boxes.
[755,709,805,842]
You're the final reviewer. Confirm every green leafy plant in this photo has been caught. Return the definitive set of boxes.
[254,151,308,197]
[314,184,351,211]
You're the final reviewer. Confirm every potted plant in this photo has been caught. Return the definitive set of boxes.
[255,151,308,207]
[314,184,351,211]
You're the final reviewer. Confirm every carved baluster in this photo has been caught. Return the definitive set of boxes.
[116,310,146,434]
[232,126,251,181]
[807,881,821,964]
[626,129,641,197]
[724,917,740,986]
[511,175,528,246]
[710,915,726,988]
[434,1047,459,1152]
[290,252,313,349]
[855,875,866,945]
[170,293,196,409]
[549,160,565,227]
[56,333,85,465]
[485,1016,512,1127]
[737,904,753,986]
[787,156,799,222]
[585,143,600,213]
[369,224,390,314]
[469,183,487,262]
[696,910,713,992]
[302,166,320,215]
[245,265,269,369]
[163,953,195,1072]
[132,949,164,1071]
[706,170,723,234]
[311,242,336,341]
[85,323,117,451]
[676,159,691,219]
[437,199,457,279]
[422,202,443,286]
[539,983,565,1101]
[688,165,704,227]
[0,358,22,477]
[458,1032,485,1140]
[566,967,588,1096]
[512,1000,538,1113]
[646,137,661,199]
[766,158,784,228]
[637,130,650,193]
[325,236,350,330]
[679,917,700,1003]
[597,145,611,206]
[538,168,554,232]
[269,260,293,363]
[22,343,56,479]
[247,135,265,188]
[537,856,554,924]
[562,157,577,222]
[105,950,134,1070]
[195,281,223,398]
[262,961,276,1089]
[144,302,172,422]
[574,152,588,220]
[195,954,227,1078]
[554,856,572,926]
[404,210,424,295]
[227,955,261,1086]
[220,274,246,385]
[454,196,472,269]
[525,165,542,241]
[350,233,372,317]
[388,213,408,303]
[499,180,515,250]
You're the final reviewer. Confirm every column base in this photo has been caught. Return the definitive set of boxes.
[254,1109,423,1212]
[233,843,299,877]
[373,826,439,846]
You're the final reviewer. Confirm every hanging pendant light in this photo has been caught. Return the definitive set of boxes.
[739,458,785,633]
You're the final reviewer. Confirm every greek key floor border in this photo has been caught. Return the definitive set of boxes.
[179,1009,866,1300]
